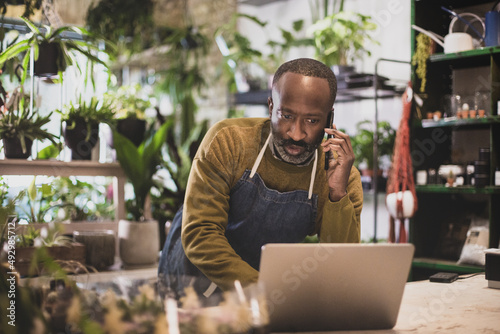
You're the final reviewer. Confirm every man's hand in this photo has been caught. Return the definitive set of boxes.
[321,126,355,202]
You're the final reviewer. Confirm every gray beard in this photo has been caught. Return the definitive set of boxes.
[269,133,316,166]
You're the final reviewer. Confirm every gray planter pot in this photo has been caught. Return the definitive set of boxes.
[118,219,159,267]
[73,230,116,270]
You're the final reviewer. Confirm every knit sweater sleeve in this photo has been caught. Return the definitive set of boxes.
[181,119,262,291]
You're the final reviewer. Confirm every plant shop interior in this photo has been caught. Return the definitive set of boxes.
[1,0,499,333]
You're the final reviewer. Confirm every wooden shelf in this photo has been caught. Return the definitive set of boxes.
[0,159,127,221]
[0,159,125,177]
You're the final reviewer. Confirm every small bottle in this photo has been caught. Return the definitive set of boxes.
[495,167,500,186]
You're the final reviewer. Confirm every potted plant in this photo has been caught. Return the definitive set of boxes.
[103,84,151,148]
[0,16,109,84]
[0,82,58,159]
[307,9,378,70]
[0,0,41,20]
[56,95,113,160]
[157,24,209,143]
[85,0,155,59]
[257,19,314,78]
[350,120,396,176]
[113,121,168,266]
[1,179,85,277]
[151,116,209,247]
[214,13,266,93]
[14,222,86,277]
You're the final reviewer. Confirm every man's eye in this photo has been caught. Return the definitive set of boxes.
[307,119,320,124]
[282,114,292,120]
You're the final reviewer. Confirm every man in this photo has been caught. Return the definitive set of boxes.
[158,58,363,298]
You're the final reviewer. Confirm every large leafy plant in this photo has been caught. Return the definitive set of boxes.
[85,0,155,59]
[351,120,396,171]
[214,13,266,93]
[103,84,151,120]
[308,11,377,67]
[0,16,109,85]
[56,95,114,141]
[151,116,209,223]
[258,19,314,75]
[157,24,209,143]
[113,121,169,221]
[0,85,58,154]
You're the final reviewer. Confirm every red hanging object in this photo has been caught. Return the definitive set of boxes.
[385,82,418,243]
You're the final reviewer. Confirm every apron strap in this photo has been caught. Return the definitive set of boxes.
[250,132,318,200]
[203,282,218,298]
[250,133,272,178]
[308,149,318,200]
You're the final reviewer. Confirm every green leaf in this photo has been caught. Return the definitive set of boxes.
[21,16,41,36]
[142,122,169,168]
[113,132,144,187]
[28,177,37,202]
[0,41,30,64]
[40,183,53,197]
[37,143,62,160]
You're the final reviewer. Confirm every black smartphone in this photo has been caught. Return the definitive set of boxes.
[324,111,334,170]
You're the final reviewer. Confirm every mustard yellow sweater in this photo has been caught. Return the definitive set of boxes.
[181,117,363,291]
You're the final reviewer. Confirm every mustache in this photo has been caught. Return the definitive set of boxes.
[276,138,315,151]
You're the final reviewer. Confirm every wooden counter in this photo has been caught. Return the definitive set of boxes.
[280,274,499,333]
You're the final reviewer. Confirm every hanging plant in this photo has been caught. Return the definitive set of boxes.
[85,0,155,59]
[411,33,432,93]
[0,0,42,19]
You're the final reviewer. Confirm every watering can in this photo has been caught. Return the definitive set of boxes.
[444,11,484,53]
[412,8,485,54]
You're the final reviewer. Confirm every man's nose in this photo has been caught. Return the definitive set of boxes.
[288,120,306,141]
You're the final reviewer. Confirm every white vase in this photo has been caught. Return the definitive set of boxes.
[118,219,159,267]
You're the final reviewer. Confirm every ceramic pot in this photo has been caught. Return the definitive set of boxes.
[105,118,147,155]
[2,137,33,159]
[34,42,65,77]
[73,230,116,270]
[118,219,159,267]
[63,117,99,160]
[386,191,416,219]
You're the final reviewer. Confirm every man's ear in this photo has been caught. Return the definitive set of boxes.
[268,97,273,118]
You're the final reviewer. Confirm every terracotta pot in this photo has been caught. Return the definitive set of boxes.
[2,137,33,159]
[118,219,159,267]
[360,169,383,177]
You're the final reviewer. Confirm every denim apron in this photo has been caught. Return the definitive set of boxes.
[158,133,319,298]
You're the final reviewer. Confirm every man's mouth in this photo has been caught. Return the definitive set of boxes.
[284,144,305,156]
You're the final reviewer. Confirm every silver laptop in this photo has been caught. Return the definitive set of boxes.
[258,243,414,332]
